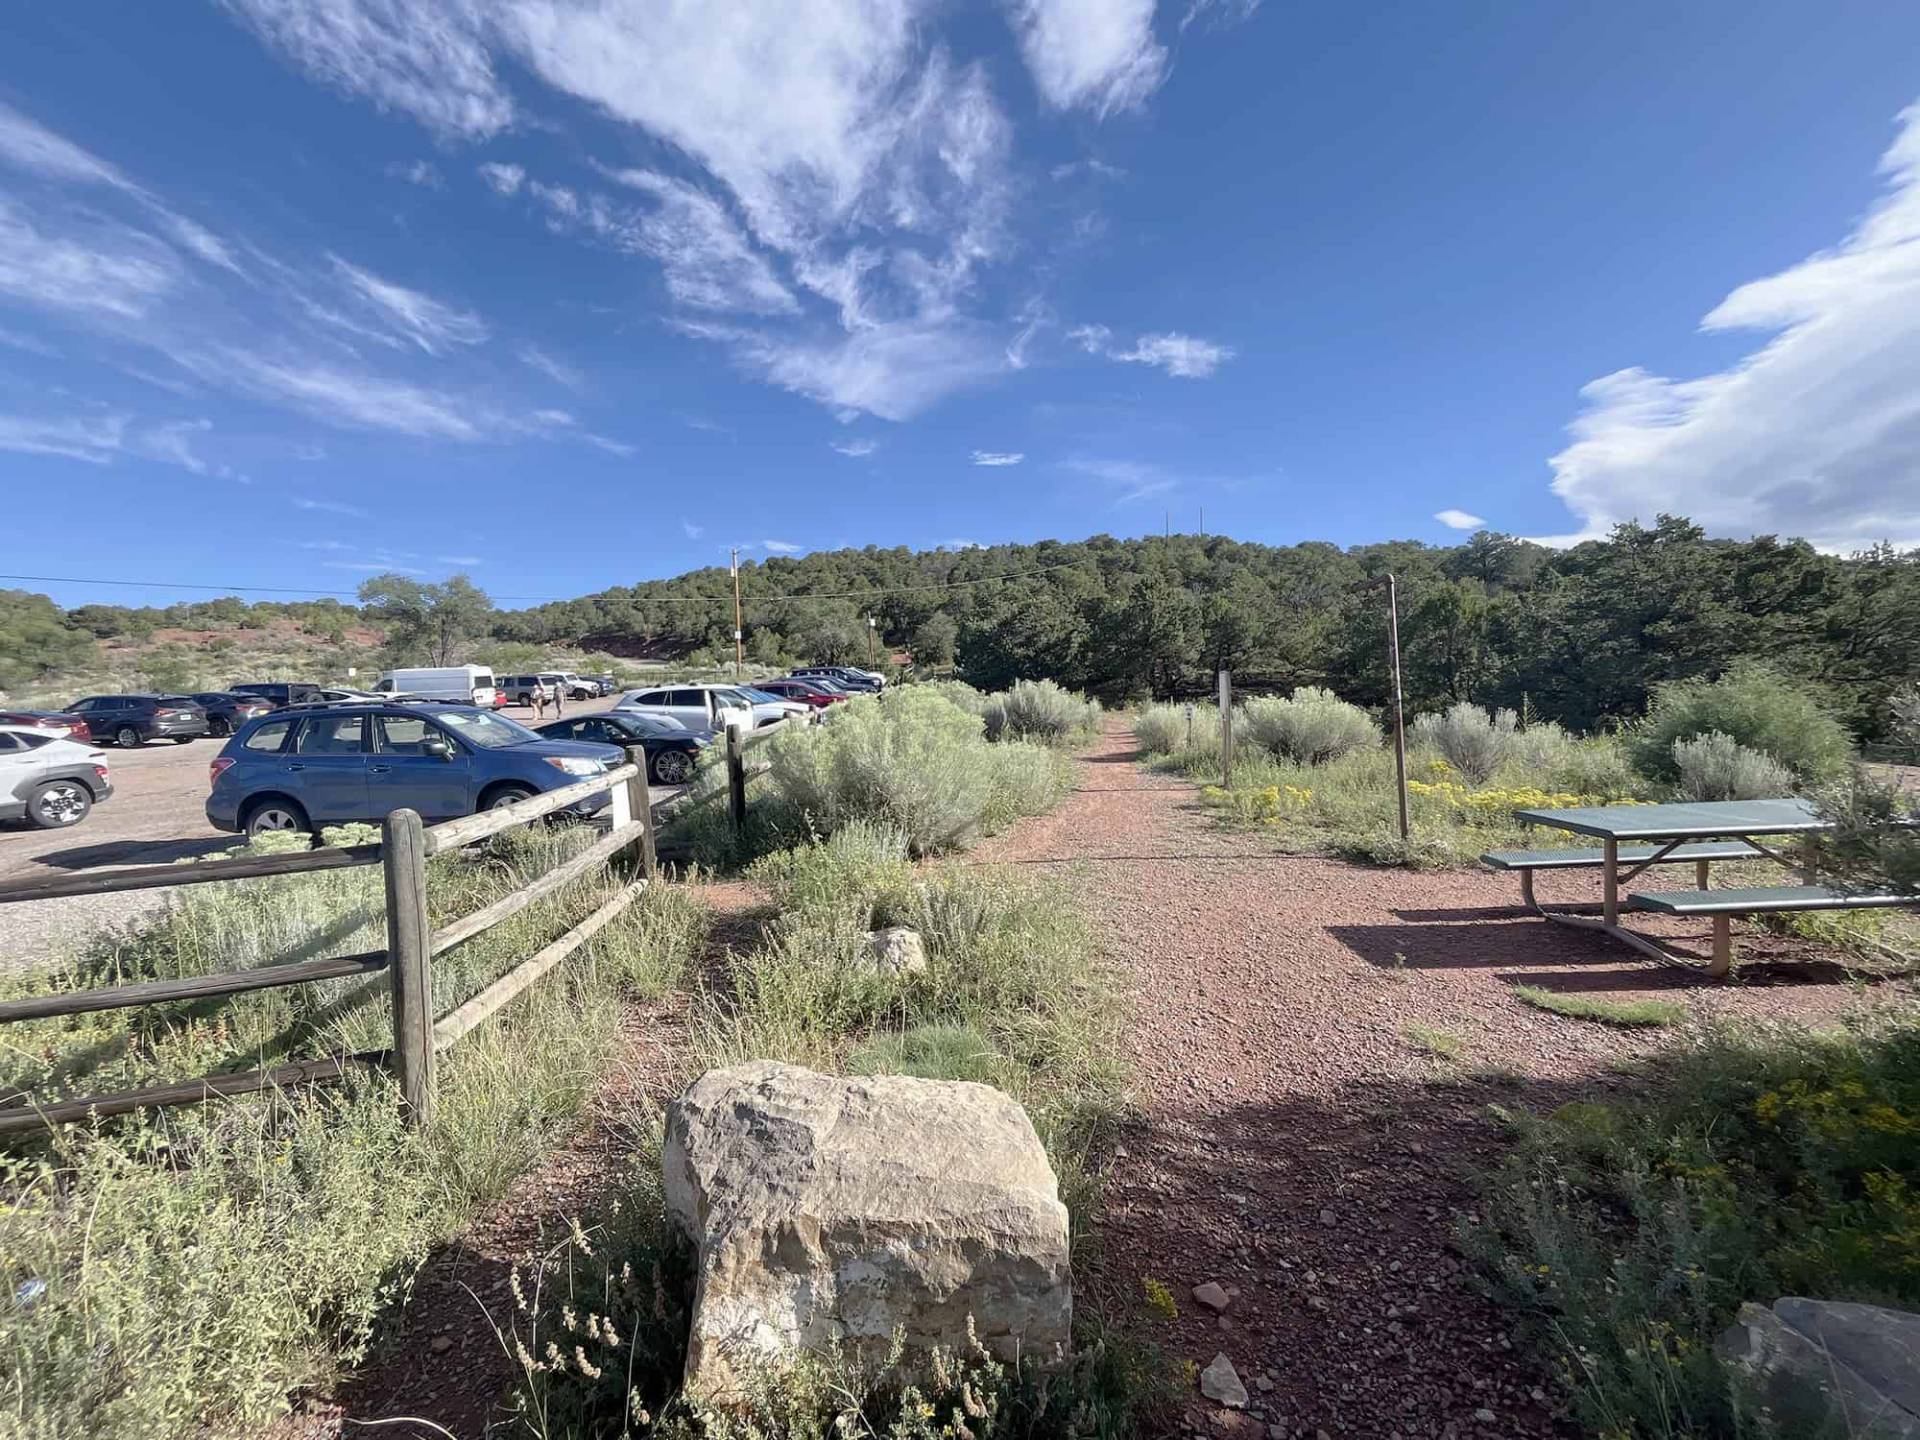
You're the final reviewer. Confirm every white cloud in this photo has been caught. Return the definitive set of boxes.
[0,413,128,464]
[1049,157,1126,181]
[519,343,582,388]
[763,538,803,553]
[329,254,488,353]
[220,0,514,139]
[0,196,181,319]
[682,518,705,538]
[1004,0,1167,116]
[1069,323,1233,378]
[217,351,484,439]
[0,101,242,273]
[971,449,1024,466]
[831,436,879,457]
[477,160,525,195]
[326,558,425,573]
[1064,455,1176,504]
[386,157,444,187]
[1180,0,1261,33]
[722,318,1005,422]
[0,323,60,357]
[573,167,798,314]
[1434,508,1485,531]
[295,496,371,516]
[1544,101,1920,552]
[437,553,482,565]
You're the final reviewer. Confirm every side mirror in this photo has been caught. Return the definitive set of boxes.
[421,736,454,761]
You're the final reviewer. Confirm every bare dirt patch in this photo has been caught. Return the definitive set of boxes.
[976,718,1879,1439]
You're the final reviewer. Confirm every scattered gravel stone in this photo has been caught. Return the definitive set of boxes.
[1193,1281,1232,1313]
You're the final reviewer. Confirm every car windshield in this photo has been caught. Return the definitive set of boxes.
[622,713,684,735]
[437,709,541,749]
[736,688,784,703]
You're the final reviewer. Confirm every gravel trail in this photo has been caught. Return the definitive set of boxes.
[975,717,1873,1440]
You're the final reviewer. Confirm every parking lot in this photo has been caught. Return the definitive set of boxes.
[0,695,685,969]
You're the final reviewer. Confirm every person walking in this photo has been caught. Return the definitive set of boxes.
[552,677,565,717]
[531,683,548,721]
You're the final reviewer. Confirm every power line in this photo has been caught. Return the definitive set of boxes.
[0,555,1101,608]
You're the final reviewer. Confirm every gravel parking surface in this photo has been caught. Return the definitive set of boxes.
[0,696,676,973]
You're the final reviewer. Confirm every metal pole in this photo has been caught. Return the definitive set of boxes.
[1217,669,1233,787]
[1385,574,1410,842]
[866,615,876,669]
[731,549,744,680]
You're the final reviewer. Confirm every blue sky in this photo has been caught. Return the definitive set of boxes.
[5,1,1920,609]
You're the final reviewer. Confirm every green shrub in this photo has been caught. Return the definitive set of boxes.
[1470,1015,1920,1439]
[1816,768,1920,896]
[1631,664,1854,786]
[981,678,1101,745]
[1546,735,1649,801]
[1410,702,1516,785]
[1671,731,1794,801]
[747,820,913,919]
[918,678,988,716]
[1238,687,1377,765]
[1131,703,1186,756]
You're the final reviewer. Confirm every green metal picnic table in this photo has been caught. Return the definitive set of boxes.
[1507,797,1828,969]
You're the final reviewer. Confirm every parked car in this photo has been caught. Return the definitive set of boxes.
[206,702,622,837]
[557,673,600,700]
[588,674,617,696]
[186,691,275,738]
[534,710,711,785]
[791,665,883,692]
[0,724,112,829]
[375,666,500,707]
[0,709,92,742]
[725,686,814,728]
[502,673,569,705]
[63,694,210,747]
[230,681,324,709]
[615,684,754,735]
[312,686,386,703]
[750,678,847,710]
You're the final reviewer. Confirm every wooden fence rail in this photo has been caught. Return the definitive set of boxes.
[0,743,661,1137]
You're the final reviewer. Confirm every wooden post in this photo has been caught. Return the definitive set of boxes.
[1696,857,1711,890]
[1602,836,1619,927]
[382,808,435,1126]
[726,726,747,837]
[1217,669,1233,787]
[1385,573,1410,842]
[624,744,657,878]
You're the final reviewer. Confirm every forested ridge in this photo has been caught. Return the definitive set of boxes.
[7,515,1918,738]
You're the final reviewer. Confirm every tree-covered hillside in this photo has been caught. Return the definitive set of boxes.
[7,516,1918,738]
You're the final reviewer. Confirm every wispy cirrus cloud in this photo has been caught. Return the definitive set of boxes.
[1004,0,1167,116]
[0,195,181,319]
[1063,455,1178,504]
[763,539,803,553]
[294,495,370,517]
[1434,508,1484,530]
[519,343,583,389]
[386,158,444,188]
[329,254,488,354]
[971,449,1024,466]
[1070,323,1233,378]
[0,410,248,479]
[831,436,879,458]
[1542,100,1920,551]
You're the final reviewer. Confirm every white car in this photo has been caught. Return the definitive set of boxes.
[616,684,755,735]
[0,724,112,829]
[724,686,814,728]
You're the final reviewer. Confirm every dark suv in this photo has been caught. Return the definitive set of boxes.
[206,702,624,837]
[187,691,275,737]
[229,681,323,709]
[64,694,210,747]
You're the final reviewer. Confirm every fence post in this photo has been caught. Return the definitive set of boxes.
[1217,669,1233,787]
[382,808,435,1126]
[726,726,747,837]
[623,744,658,879]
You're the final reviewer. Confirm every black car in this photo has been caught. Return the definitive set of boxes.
[187,691,276,738]
[229,681,324,709]
[63,694,210,747]
[534,711,710,785]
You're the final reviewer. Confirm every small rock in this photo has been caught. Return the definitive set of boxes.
[1474,1409,1495,1424]
[1200,1353,1249,1409]
[429,1335,453,1354]
[1193,1281,1232,1313]
[1318,1208,1337,1226]
[1256,1376,1275,1393]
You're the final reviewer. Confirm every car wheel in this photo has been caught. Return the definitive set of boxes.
[114,725,141,748]
[485,784,536,810]
[651,748,695,785]
[242,798,312,837]
[172,735,196,745]
[26,780,92,829]
[208,717,232,737]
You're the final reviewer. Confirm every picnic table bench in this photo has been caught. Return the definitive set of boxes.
[1482,798,1917,977]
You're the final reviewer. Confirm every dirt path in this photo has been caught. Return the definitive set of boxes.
[976,718,1872,1440]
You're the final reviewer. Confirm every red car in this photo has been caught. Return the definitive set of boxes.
[749,679,848,709]
[0,710,92,743]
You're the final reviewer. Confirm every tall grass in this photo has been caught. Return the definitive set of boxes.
[0,828,710,1438]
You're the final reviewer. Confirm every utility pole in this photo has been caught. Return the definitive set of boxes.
[866,614,876,669]
[1348,574,1410,841]
[730,548,744,679]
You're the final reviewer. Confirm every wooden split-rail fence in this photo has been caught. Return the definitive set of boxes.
[0,716,804,1137]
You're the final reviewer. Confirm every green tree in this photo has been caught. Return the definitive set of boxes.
[911,612,958,670]
[0,590,96,692]
[358,573,494,666]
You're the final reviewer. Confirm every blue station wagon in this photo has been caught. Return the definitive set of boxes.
[206,702,627,837]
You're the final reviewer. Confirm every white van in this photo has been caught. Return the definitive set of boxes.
[376,665,499,707]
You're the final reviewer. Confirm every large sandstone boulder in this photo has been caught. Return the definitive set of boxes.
[1716,1297,1920,1437]
[663,1060,1071,1400]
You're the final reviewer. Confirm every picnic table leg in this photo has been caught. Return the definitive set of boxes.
[1707,915,1733,978]
[1696,857,1711,889]
[1602,838,1619,926]
[1801,832,1819,884]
